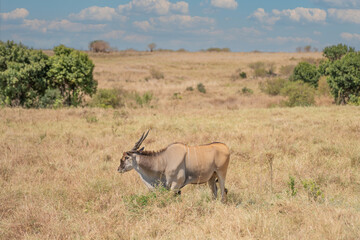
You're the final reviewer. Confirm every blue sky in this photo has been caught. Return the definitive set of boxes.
[1,0,360,52]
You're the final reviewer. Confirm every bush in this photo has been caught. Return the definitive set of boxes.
[231,69,247,81]
[0,41,49,107]
[302,179,323,202]
[259,78,288,96]
[39,89,63,108]
[89,40,111,53]
[323,44,355,62]
[47,45,97,106]
[239,72,247,79]
[241,87,253,95]
[206,48,231,52]
[326,52,360,104]
[0,42,97,108]
[135,92,153,107]
[186,86,194,91]
[197,83,206,93]
[88,89,124,108]
[149,68,164,79]
[290,62,320,88]
[281,81,316,107]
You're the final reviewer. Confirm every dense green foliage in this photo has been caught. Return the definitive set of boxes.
[39,89,63,108]
[0,41,50,107]
[325,52,360,104]
[48,45,97,106]
[0,41,97,108]
[197,83,206,93]
[323,43,355,62]
[291,62,320,88]
[281,81,315,107]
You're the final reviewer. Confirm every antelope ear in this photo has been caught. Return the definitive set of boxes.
[138,147,145,153]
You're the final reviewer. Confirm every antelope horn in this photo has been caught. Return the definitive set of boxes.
[131,129,150,151]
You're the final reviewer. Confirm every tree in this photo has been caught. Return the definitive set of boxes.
[291,62,320,88]
[47,45,97,106]
[0,41,50,107]
[326,52,360,104]
[148,43,156,52]
[323,44,355,62]
[304,45,311,53]
[89,40,111,53]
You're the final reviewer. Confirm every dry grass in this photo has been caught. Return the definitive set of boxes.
[1,52,360,239]
[91,51,325,110]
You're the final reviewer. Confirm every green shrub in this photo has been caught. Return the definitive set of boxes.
[349,95,360,106]
[259,78,288,96]
[231,69,247,81]
[197,83,206,93]
[135,91,153,107]
[88,89,124,108]
[0,42,97,108]
[186,86,194,91]
[206,48,231,52]
[39,89,63,108]
[287,176,298,197]
[302,179,323,202]
[150,68,164,79]
[123,186,174,214]
[239,72,247,79]
[326,52,360,104]
[323,43,355,62]
[0,41,50,108]
[241,87,253,95]
[290,62,320,88]
[47,45,97,106]
[172,92,182,100]
[281,81,316,107]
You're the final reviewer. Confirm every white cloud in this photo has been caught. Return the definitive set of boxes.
[0,8,29,20]
[153,15,215,28]
[23,19,106,33]
[211,0,238,9]
[249,8,280,25]
[118,0,189,15]
[170,2,189,14]
[313,0,360,8]
[133,21,152,31]
[328,9,360,24]
[69,6,126,21]
[266,36,316,44]
[273,7,326,22]
[133,14,215,31]
[341,32,360,41]
[250,7,326,26]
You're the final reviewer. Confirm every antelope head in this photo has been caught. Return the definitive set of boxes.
[118,129,150,173]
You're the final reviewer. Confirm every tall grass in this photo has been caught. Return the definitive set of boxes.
[1,107,360,239]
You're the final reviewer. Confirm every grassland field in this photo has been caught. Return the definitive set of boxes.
[1,51,360,239]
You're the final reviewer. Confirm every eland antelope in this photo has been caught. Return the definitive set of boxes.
[117,130,230,202]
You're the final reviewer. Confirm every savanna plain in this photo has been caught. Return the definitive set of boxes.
[1,51,360,239]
